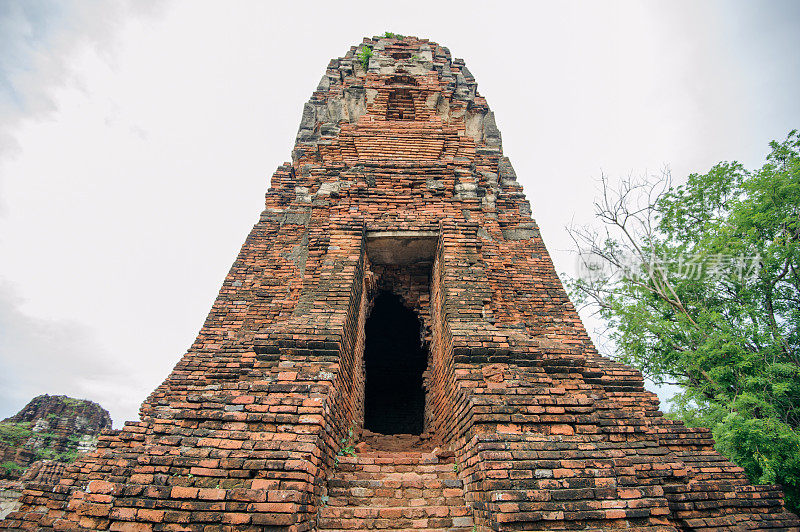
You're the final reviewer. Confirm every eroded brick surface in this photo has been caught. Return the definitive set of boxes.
[1,34,798,532]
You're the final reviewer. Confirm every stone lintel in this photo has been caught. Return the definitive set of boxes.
[366,230,439,265]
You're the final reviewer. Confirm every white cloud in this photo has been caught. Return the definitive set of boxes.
[0,0,163,207]
[0,282,145,424]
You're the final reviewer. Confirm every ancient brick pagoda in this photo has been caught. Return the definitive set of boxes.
[3,35,798,532]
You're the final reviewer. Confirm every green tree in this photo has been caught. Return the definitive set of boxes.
[567,130,800,512]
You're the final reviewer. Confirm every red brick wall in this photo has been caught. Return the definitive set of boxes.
[2,35,797,532]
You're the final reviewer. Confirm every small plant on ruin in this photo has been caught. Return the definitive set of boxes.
[56,450,79,463]
[333,426,357,469]
[34,448,56,461]
[452,463,459,473]
[358,45,373,71]
[338,427,357,457]
[0,421,33,446]
[1,461,23,478]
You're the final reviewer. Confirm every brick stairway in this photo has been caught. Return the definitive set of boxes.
[317,445,475,531]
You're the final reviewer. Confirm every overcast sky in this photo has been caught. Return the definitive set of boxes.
[1,1,798,426]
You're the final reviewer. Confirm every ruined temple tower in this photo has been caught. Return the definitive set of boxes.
[3,35,798,532]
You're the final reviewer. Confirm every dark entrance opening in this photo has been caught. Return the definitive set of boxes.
[364,291,427,435]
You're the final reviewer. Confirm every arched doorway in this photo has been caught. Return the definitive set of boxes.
[363,291,427,434]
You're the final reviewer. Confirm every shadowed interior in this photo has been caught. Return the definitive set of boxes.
[386,88,415,120]
[363,291,427,435]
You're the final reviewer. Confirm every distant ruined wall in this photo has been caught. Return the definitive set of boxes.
[0,395,112,480]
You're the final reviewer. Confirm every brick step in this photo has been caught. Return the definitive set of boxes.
[332,469,458,477]
[328,473,463,490]
[338,457,453,472]
[337,452,444,462]
[320,447,474,531]
[328,479,464,495]
[318,520,473,531]
[336,466,458,480]
[335,461,454,472]
[320,506,472,519]
[335,465,457,474]
[317,529,472,532]
[328,477,463,489]
[317,515,474,530]
[327,496,468,507]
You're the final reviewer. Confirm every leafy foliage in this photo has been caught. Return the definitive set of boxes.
[567,130,800,512]
[55,449,80,463]
[383,31,404,39]
[0,461,23,478]
[61,397,85,407]
[333,427,357,468]
[358,45,373,71]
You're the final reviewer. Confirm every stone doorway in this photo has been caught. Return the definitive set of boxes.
[363,291,427,435]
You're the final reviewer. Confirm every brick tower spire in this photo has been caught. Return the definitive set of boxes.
[2,35,798,532]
